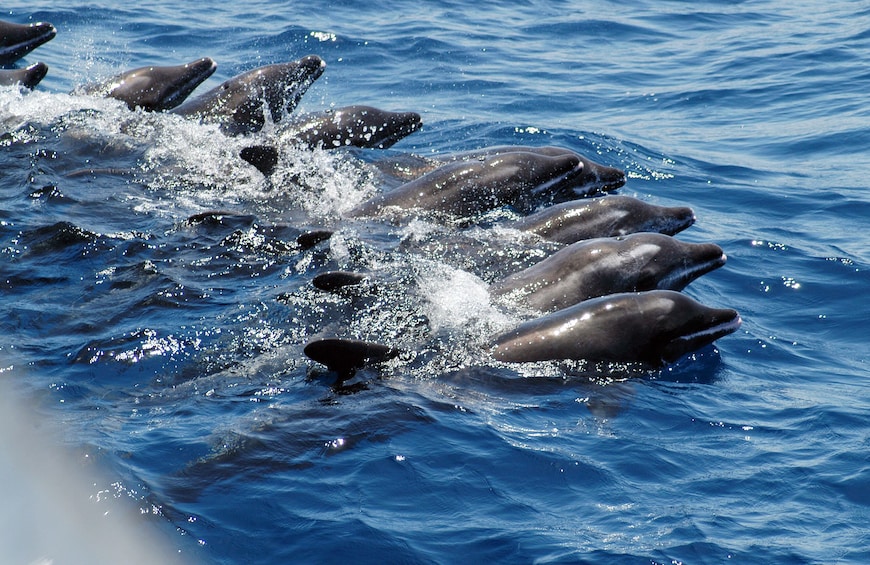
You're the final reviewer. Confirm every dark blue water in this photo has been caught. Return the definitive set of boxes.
[2,1,869,563]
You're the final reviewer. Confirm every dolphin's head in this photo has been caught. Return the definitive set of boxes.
[358,109,423,149]
[523,152,586,201]
[0,61,48,89]
[629,234,727,292]
[645,290,742,364]
[603,196,696,237]
[323,105,422,149]
[0,21,57,65]
[567,155,626,196]
[22,61,48,89]
[521,147,626,201]
[648,204,696,236]
[142,57,218,111]
[217,55,326,134]
[82,57,218,111]
[256,55,326,121]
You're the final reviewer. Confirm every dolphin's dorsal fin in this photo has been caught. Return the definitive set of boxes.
[304,338,399,382]
[296,230,333,249]
[240,145,279,176]
[312,271,367,292]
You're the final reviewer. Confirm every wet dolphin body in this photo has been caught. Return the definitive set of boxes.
[79,58,218,111]
[0,20,57,65]
[347,151,585,219]
[375,145,626,196]
[239,105,423,176]
[512,195,696,245]
[491,290,742,366]
[491,232,726,313]
[0,61,48,89]
[172,55,326,135]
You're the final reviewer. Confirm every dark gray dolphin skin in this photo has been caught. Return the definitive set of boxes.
[491,290,742,366]
[239,146,280,177]
[312,271,367,292]
[492,233,726,313]
[79,58,217,111]
[296,229,334,250]
[512,195,696,245]
[376,145,626,196]
[0,61,48,89]
[0,20,57,65]
[347,151,585,219]
[239,106,423,176]
[287,105,423,149]
[172,55,326,135]
[449,146,626,197]
[304,338,399,381]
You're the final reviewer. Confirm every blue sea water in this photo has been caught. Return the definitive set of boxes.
[1,1,869,563]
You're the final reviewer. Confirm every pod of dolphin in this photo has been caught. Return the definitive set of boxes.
[3,18,742,385]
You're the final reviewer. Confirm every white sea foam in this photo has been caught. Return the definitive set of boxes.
[416,259,513,337]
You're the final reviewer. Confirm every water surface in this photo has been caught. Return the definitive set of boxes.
[1,1,868,563]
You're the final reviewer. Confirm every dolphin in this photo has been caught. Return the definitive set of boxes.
[239,105,423,176]
[78,57,217,111]
[511,195,696,245]
[491,290,742,366]
[0,20,56,65]
[0,61,48,89]
[374,145,626,195]
[491,233,726,313]
[347,151,585,219]
[172,55,326,135]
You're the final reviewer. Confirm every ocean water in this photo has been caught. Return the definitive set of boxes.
[1,1,868,563]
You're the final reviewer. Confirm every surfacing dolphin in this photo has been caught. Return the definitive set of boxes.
[375,145,626,196]
[0,61,48,89]
[511,195,696,245]
[347,151,584,219]
[239,105,423,176]
[491,233,726,313]
[0,20,56,65]
[172,55,326,135]
[491,290,742,366]
[78,57,217,111]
